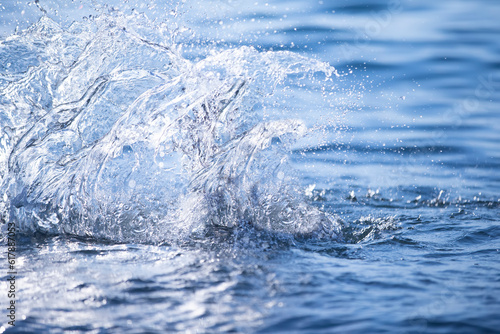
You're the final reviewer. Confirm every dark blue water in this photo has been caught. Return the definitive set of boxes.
[1,0,499,333]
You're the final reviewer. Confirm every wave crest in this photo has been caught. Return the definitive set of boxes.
[0,13,340,243]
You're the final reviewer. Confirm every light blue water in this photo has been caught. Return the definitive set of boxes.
[1,0,499,333]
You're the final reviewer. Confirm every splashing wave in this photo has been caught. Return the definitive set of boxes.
[0,12,341,243]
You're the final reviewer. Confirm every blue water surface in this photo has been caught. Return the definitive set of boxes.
[1,0,499,333]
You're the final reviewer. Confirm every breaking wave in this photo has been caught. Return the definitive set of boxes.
[0,11,343,243]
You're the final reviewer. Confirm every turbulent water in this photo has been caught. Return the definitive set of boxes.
[1,0,500,333]
[0,12,340,242]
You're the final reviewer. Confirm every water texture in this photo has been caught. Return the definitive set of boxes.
[1,0,499,333]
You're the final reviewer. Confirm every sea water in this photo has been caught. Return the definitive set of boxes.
[0,0,499,333]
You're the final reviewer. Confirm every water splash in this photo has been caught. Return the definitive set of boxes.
[0,11,341,243]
